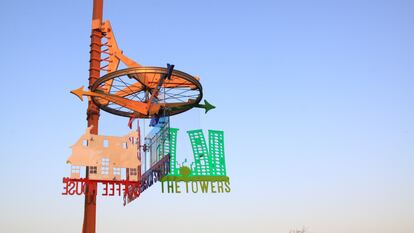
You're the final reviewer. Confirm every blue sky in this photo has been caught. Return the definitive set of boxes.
[0,0,413,232]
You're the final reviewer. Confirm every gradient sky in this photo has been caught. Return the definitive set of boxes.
[0,0,413,233]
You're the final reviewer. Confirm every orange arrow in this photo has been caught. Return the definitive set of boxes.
[70,86,161,116]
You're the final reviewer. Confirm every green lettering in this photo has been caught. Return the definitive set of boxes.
[167,181,174,193]
[224,181,231,193]
[211,181,216,193]
[191,181,198,193]
[185,182,189,193]
[217,181,224,193]
[175,182,181,193]
[200,181,209,193]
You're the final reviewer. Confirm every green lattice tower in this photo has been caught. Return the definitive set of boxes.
[187,129,210,176]
[208,130,226,176]
[168,128,179,175]
[158,124,169,161]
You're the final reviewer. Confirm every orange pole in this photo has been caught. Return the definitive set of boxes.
[82,0,103,233]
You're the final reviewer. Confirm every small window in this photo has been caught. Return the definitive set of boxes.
[71,166,80,174]
[101,167,109,175]
[83,140,88,147]
[122,142,128,149]
[89,166,97,174]
[101,158,109,175]
[113,168,121,176]
[130,168,137,176]
[103,139,109,148]
[102,158,109,165]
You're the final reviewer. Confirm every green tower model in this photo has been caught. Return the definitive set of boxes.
[168,128,179,175]
[187,129,210,176]
[208,130,226,176]
[162,129,229,182]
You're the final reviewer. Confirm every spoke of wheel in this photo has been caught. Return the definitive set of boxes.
[163,87,197,95]
[115,77,142,101]
[111,84,145,101]
[163,89,197,99]
[163,91,199,99]
[163,94,199,101]
[162,95,186,103]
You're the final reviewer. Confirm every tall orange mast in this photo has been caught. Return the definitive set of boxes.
[83,0,103,232]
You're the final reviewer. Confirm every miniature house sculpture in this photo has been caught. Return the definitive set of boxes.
[67,126,141,181]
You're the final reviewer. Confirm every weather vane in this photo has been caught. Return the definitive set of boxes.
[62,1,229,233]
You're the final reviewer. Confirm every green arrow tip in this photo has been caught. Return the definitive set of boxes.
[203,100,216,113]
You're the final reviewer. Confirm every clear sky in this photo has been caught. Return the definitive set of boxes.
[0,0,413,233]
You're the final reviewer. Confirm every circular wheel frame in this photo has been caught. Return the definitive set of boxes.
[91,66,203,118]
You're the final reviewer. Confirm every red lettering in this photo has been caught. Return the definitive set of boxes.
[62,178,141,200]
[134,184,140,196]
[68,181,76,195]
[123,182,128,195]
[116,183,122,196]
[62,180,69,195]
[75,181,84,195]
[103,182,108,196]
[109,183,115,196]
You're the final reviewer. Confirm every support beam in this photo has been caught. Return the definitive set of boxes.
[82,1,103,233]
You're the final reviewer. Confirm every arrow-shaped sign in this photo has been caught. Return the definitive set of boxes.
[70,86,161,116]
[195,100,216,113]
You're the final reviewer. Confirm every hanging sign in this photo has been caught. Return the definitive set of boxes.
[63,125,230,204]
[62,178,140,197]
[160,129,231,194]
